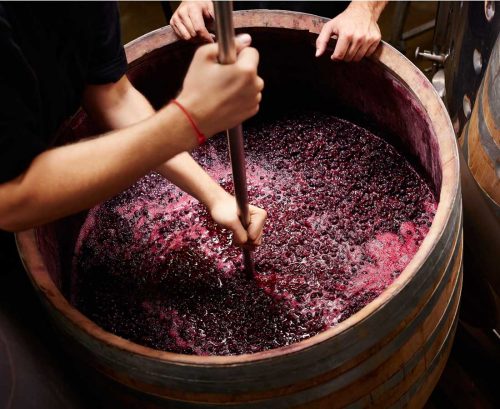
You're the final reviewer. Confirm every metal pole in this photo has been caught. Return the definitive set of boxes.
[214,1,255,277]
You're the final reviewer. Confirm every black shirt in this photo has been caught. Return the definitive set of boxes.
[0,1,127,184]
[0,2,126,268]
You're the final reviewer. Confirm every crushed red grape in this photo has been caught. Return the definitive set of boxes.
[71,112,437,356]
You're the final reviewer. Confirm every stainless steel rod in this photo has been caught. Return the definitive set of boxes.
[214,1,255,277]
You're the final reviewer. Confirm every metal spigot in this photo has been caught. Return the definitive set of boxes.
[415,47,449,64]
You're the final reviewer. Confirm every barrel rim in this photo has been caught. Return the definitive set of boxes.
[15,10,460,367]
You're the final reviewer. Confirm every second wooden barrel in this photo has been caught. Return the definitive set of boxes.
[458,34,500,328]
[460,34,500,211]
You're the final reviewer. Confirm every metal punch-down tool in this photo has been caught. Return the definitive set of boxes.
[214,1,256,277]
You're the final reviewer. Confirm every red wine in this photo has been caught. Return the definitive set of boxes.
[72,113,436,356]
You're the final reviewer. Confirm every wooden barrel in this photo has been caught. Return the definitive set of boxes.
[16,11,462,409]
[458,34,500,327]
[459,34,500,211]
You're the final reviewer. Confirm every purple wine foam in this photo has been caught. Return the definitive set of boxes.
[72,113,437,356]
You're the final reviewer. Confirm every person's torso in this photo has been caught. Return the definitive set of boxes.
[0,2,99,143]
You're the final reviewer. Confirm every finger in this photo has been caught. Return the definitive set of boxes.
[332,33,351,61]
[202,35,251,59]
[344,38,362,62]
[189,7,213,42]
[170,17,181,38]
[204,1,215,19]
[178,10,197,38]
[197,42,219,61]
[253,230,264,246]
[237,47,259,72]
[228,220,248,245]
[247,207,267,242]
[353,40,372,62]
[366,39,380,57]
[200,37,254,66]
[256,77,264,92]
[247,230,264,248]
[316,22,335,57]
[235,33,252,53]
[251,103,260,117]
[172,19,192,40]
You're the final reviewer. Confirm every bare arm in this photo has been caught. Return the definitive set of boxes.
[0,39,263,235]
[0,104,196,231]
[82,53,266,246]
[82,76,225,209]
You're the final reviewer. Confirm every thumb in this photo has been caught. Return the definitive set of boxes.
[204,1,215,19]
[199,27,215,43]
[236,47,260,72]
[247,206,267,242]
[202,34,252,61]
[197,42,220,61]
[235,33,252,53]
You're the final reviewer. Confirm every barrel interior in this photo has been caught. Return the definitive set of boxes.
[36,26,443,331]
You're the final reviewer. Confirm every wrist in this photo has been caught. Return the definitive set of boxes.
[176,93,216,138]
[170,99,207,145]
[348,1,385,20]
[204,185,232,210]
[157,104,199,151]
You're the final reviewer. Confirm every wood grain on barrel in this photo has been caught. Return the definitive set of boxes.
[16,10,462,409]
[464,36,500,207]
[457,35,500,328]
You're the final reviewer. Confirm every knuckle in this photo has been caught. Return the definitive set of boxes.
[240,66,256,79]
[195,44,210,58]
[352,35,363,45]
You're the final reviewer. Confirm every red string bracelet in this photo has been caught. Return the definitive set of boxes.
[170,99,207,145]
